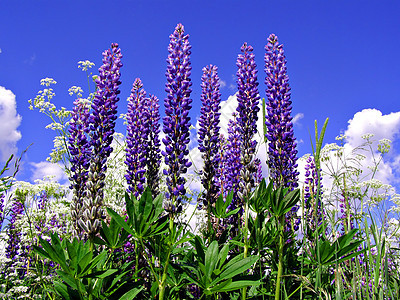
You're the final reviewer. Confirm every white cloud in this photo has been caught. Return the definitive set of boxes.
[31,161,68,183]
[345,109,400,148]
[297,109,400,200]
[293,112,304,125]
[219,79,227,88]
[343,109,400,185]
[0,48,2,54]
[0,86,22,161]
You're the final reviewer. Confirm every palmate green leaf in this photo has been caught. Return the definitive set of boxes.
[194,235,205,263]
[335,248,366,265]
[206,278,232,294]
[54,282,72,300]
[80,251,107,276]
[217,243,230,270]
[212,255,259,285]
[56,270,79,290]
[125,192,135,225]
[83,269,119,279]
[107,207,135,236]
[213,192,236,218]
[212,279,262,293]
[36,236,69,272]
[119,286,144,300]
[106,262,136,292]
[33,244,52,260]
[337,228,359,249]
[205,241,219,281]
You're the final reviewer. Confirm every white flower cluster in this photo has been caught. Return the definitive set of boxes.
[78,60,95,72]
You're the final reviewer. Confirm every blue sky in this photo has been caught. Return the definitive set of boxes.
[0,1,400,189]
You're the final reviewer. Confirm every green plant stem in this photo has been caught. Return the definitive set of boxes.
[241,200,250,300]
[275,215,285,300]
[158,216,174,300]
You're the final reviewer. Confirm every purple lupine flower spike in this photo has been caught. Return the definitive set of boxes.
[236,42,260,203]
[162,23,193,215]
[304,156,324,240]
[265,34,299,232]
[223,114,243,231]
[264,34,299,189]
[198,64,221,209]
[125,78,149,198]
[145,94,161,198]
[0,193,4,230]
[6,201,23,260]
[68,98,91,237]
[80,43,122,239]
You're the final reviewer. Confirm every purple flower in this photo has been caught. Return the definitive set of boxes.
[236,42,260,202]
[265,34,299,233]
[198,64,221,208]
[304,156,324,239]
[220,114,243,227]
[68,98,91,236]
[162,23,192,214]
[145,94,161,198]
[6,201,23,260]
[80,43,123,239]
[125,78,149,198]
[264,34,299,189]
[0,193,4,230]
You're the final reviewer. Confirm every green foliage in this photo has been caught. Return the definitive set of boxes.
[184,237,261,296]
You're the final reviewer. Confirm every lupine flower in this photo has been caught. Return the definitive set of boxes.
[254,158,263,186]
[339,191,354,235]
[0,193,4,229]
[265,34,299,233]
[37,191,49,210]
[6,201,23,260]
[68,98,91,237]
[198,64,221,209]
[145,94,161,198]
[125,78,149,198]
[221,114,243,230]
[80,43,122,239]
[162,23,192,214]
[264,34,299,189]
[304,156,324,237]
[235,42,260,203]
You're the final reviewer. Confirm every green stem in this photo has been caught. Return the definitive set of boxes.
[158,216,174,300]
[241,200,250,300]
[275,216,284,300]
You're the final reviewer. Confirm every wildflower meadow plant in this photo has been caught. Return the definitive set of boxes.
[1,23,399,300]
[80,43,123,239]
[162,23,193,215]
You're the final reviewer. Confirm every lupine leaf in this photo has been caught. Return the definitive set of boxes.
[119,286,144,300]
[54,282,71,300]
[213,280,261,293]
[214,255,259,284]
[56,270,78,290]
[107,207,135,236]
[205,241,219,282]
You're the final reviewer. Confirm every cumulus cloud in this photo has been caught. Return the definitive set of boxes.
[297,109,400,196]
[219,79,227,88]
[345,109,400,148]
[293,112,304,126]
[31,161,68,183]
[0,86,22,161]
[344,109,400,185]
